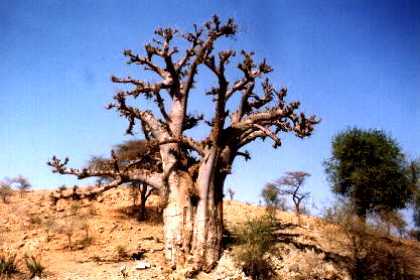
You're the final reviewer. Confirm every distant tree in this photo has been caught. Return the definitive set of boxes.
[11,175,31,198]
[129,181,156,220]
[275,171,310,222]
[325,128,411,219]
[0,180,13,203]
[227,187,235,201]
[261,183,287,215]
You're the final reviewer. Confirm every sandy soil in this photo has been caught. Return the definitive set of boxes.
[1,188,419,279]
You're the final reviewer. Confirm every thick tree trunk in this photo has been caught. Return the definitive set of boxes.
[138,186,147,221]
[162,172,195,268]
[190,149,224,271]
[161,150,225,272]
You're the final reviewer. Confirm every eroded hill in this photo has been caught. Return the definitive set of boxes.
[1,188,419,279]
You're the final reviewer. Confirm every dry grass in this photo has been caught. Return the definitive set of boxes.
[0,188,419,279]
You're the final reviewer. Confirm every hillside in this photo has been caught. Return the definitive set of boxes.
[1,188,419,280]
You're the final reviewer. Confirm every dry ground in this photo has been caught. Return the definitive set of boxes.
[1,188,419,279]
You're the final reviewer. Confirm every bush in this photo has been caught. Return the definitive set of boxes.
[70,202,82,216]
[234,214,277,279]
[323,203,419,280]
[0,184,13,203]
[24,255,45,278]
[57,222,75,250]
[115,245,129,260]
[28,214,43,226]
[261,183,282,214]
[0,252,18,278]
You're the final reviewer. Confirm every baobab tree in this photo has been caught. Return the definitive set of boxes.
[48,16,318,272]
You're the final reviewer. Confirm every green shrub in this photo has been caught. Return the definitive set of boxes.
[0,252,18,278]
[24,255,45,278]
[234,214,277,279]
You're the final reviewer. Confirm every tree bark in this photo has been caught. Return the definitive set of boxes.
[190,149,224,271]
[161,149,225,272]
[162,171,195,268]
[138,185,147,221]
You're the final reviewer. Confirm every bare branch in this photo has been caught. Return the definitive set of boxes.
[47,156,162,190]
[49,178,123,203]
[122,49,167,78]
[107,92,169,138]
[150,136,205,156]
[226,51,272,99]
[237,150,251,161]
[252,123,282,148]
[181,16,237,97]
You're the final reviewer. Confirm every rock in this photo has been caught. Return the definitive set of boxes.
[131,249,146,260]
[135,260,151,270]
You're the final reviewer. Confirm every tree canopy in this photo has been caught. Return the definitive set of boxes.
[325,128,411,218]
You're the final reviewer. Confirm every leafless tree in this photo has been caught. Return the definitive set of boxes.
[276,171,310,222]
[48,16,318,271]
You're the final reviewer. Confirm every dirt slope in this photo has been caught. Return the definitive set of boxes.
[1,188,419,279]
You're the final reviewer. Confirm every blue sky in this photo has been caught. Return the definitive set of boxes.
[1,0,419,210]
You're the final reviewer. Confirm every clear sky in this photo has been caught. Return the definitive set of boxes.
[1,0,419,209]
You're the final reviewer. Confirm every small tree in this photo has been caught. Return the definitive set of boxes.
[227,187,235,201]
[275,171,310,222]
[11,175,31,198]
[261,183,281,215]
[0,181,13,203]
[325,128,412,219]
[129,181,156,220]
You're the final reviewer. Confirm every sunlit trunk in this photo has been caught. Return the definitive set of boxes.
[190,149,224,271]
[161,149,225,272]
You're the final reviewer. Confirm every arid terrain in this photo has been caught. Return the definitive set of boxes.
[1,188,419,280]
